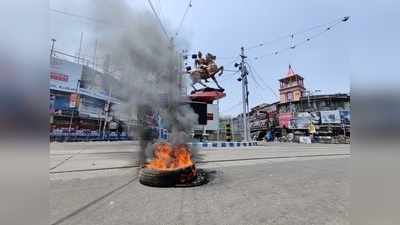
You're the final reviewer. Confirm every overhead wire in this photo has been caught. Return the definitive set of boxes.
[221,54,241,68]
[246,16,348,51]
[50,8,108,24]
[246,62,279,98]
[219,70,240,83]
[147,0,170,40]
[222,101,243,113]
[253,16,350,61]
[175,0,193,37]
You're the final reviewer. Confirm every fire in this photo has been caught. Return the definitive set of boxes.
[145,143,194,170]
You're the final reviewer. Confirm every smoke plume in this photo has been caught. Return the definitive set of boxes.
[90,0,197,163]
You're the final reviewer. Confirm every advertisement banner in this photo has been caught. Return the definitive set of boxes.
[278,112,293,128]
[340,111,351,124]
[320,110,341,124]
[80,67,117,100]
[289,112,321,129]
[69,94,79,108]
[78,88,120,103]
[50,58,82,93]
[78,97,105,118]
[54,96,69,111]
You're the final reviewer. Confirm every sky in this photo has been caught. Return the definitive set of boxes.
[50,0,400,117]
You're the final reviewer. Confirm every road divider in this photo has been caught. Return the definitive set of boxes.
[188,141,258,149]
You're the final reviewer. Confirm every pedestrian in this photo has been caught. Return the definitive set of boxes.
[308,122,316,143]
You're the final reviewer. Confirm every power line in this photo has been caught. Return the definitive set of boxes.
[246,16,349,50]
[176,0,193,37]
[219,70,240,83]
[246,62,279,98]
[221,54,241,68]
[50,8,108,24]
[248,69,265,90]
[147,0,170,40]
[156,0,166,27]
[253,16,350,61]
[222,101,243,113]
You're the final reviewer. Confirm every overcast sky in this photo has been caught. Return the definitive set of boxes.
[50,0,400,116]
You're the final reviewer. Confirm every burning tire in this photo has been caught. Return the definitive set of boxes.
[139,165,196,187]
[139,142,208,187]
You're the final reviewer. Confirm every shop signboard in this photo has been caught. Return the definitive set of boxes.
[54,96,69,110]
[78,96,105,118]
[79,67,122,103]
[320,110,341,124]
[289,112,321,129]
[340,110,351,124]
[78,88,120,103]
[278,112,293,128]
[50,58,82,93]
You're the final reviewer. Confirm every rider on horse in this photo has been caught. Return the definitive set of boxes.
[187,51,225,91]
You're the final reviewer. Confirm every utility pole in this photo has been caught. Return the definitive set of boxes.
[102,86,112,139]
[93,39,98,70]
[77,32,83,64]
[239,46,250,141]
[50,38,56,57]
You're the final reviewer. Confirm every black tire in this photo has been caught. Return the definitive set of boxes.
[139,166,195,187]
[174,169,209,187]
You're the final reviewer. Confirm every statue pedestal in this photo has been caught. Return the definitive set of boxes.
[189,87,226,104]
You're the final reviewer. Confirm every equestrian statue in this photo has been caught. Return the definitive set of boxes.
[186,51,224,91]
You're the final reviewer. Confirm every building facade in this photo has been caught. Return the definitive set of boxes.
[49,53,156,141]
[236,65,350,143]
[279,65,305,103]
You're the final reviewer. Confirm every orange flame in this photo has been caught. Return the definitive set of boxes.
[145,143,194,170]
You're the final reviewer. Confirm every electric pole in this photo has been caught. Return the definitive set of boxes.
[50,38,56,57]
[102,85,112,139]
[239,46,250,141]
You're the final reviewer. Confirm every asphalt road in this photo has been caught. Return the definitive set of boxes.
[50,142,350,225]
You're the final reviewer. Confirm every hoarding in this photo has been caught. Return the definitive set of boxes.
[79,67,121,103]
[340,111,351,124]
[69,93,79,108]
[320,110,341,124]
[289,112,321,129]
[50,58,82,93]
[53,96,70,110]
[278,112,293,128]
[78,96,105,118]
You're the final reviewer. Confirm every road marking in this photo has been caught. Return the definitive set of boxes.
[50,153,350,174]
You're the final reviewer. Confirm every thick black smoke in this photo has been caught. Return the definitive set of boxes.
[91,0,198,164]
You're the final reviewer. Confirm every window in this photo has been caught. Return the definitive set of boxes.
[287,92,293,101]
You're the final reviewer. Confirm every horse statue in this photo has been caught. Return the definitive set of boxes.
[186,51,224,91]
